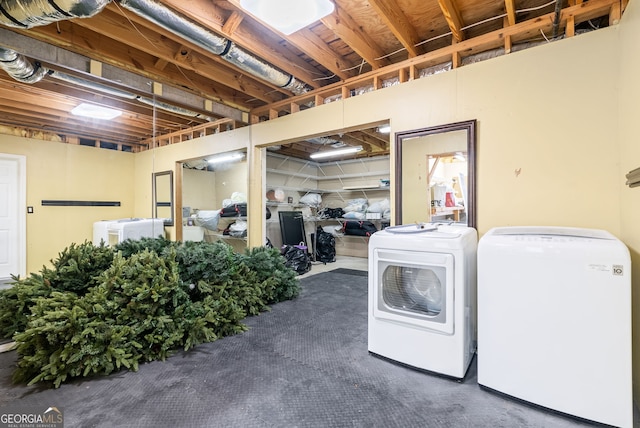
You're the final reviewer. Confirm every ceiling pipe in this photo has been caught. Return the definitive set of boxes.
[552,0,562,39]
[0,46,48,83]
[117,0,309,95]
[0,43,216,120]
[0,0,311,95]
[0,0,111,28]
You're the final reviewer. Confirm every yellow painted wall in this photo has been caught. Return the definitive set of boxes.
[0,136,134,273]
[618,0,640,401]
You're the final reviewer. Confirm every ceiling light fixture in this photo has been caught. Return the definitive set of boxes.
[239,0,335,35]
[310,146,362,160]
[71,103,122,120]
[207,152,245,164]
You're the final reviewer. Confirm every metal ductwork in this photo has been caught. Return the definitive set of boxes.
[0,0,311,95]
[136,95,212,120]
[0,0,110,28]
[0,44,215,120]
[50,69,138,99]
[0,46,48,83]
[117,0,309,94]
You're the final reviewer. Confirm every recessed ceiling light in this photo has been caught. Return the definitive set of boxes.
[71,103,122,120]
[239,0,335,35]
[310,146,362,160]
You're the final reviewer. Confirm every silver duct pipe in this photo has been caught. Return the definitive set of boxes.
[0,46,48,82]
[0,44,213,120]
[0,0,110,28]
[136,95,212,120]
[118,0,309,94]
[0,0,310,94]
[50,70,138,99]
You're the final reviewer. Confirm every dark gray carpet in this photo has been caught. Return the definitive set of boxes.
[0,270,599,427]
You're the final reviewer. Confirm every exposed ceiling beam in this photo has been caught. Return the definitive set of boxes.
[368,0,422,58]
[224,0,352,81]
[438,0,466,42]
[504,0,517,26]
[321,3,392,70]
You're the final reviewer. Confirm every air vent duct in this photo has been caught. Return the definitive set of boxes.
[0,46,47,83]
[0,0,311,95]
[0,0,110,28]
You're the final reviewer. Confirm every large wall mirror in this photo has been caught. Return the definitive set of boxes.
[395,120,476,228]
[179,150,248,251]
[153,170,174,226]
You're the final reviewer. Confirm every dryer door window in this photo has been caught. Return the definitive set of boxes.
[382,265,446,320]
[373,249,455,335]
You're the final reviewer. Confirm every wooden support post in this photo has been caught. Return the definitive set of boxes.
[610,1,622,24]
[341,86,350,100]
[566,15,575,37]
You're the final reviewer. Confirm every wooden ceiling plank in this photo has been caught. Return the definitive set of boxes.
[368,0,422,58]
[321,3,392,70]
[286,29,352,81]
[438,0,465,42]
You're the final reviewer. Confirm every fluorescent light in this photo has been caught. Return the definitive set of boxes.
[71,103,122,120]
[310,146,362,160]
[207,153,244,164]
[377,124,390,134]
[239,0,335,35]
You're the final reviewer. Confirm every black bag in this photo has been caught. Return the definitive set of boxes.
[281,245,311,275]
[319,207,345,219]
[220,203,247,217]
[315,226,336,263]
[342,220,378,237]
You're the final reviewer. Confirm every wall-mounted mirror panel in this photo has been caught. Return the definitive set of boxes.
[395,120,476,228]
[153,170,174,226]
[179,150,248,251]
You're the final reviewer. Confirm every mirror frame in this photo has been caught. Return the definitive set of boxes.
[394,119,476,228]
[153,170,174,226]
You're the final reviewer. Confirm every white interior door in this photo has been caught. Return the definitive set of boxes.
[0,155,26,282]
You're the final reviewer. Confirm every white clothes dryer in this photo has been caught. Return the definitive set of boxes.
[368,224,477,379]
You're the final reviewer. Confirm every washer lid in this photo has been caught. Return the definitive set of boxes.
[488,226,615,240]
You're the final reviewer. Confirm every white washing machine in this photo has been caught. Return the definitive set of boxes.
[477,226,632,428]
[368,224,477,379]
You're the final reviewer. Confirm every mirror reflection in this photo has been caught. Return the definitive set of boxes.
[180,151,248,251]
[153,170,174,226]
[395,120,476,228]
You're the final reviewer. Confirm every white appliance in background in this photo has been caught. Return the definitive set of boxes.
[368,224,477,379]
[93,218,165,246]
[477,226,632,428]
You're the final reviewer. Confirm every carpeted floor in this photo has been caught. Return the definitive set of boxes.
[0,270,602,427]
